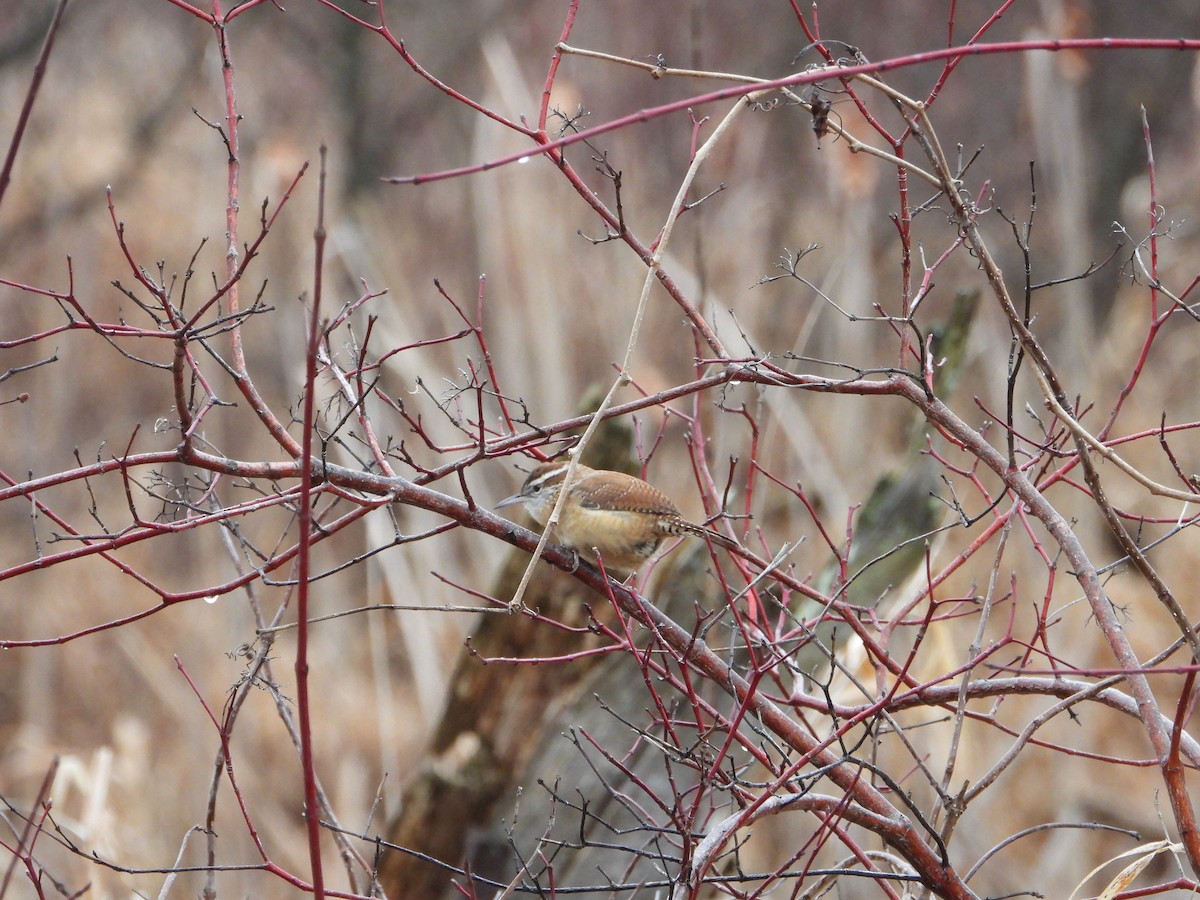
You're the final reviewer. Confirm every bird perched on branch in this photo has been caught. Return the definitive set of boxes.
[497,461,736,576]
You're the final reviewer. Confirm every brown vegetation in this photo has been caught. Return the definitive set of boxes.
[3,2,1200,898]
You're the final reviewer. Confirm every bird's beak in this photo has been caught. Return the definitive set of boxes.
[495,493,523,509]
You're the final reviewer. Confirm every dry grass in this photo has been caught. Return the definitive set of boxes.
[2,2,1200,898]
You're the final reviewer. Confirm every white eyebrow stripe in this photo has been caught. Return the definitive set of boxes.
[529,463,572,488]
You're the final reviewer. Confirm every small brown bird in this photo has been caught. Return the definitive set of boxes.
[497,461,737,575]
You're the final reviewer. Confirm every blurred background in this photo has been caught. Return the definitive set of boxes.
[2,1,1200,897]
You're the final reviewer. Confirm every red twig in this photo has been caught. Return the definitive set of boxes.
[294,145,330,899]
[0,756,58,900]
[0,0,69,212]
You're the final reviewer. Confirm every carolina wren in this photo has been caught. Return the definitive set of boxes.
[497,461,737,575]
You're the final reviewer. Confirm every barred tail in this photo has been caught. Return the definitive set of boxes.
[674,519,739,552]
